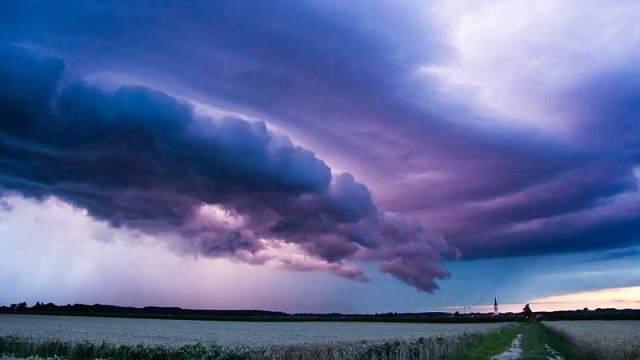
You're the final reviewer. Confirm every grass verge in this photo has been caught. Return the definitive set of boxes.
[451,324,523,360]
[453,323,592,360]
[520,323,593,360]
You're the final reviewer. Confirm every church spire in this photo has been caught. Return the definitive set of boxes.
[494,298,499,316]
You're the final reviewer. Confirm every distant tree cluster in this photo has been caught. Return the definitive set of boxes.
[522,303,535,321]
[9,302,27,310]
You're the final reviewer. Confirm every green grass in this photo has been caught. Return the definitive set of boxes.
[452,323,593,360]
[452,324,523,359]
[520,323,593,360]
[453,323,591,360]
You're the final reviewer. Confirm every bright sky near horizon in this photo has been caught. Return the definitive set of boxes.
[1,0,640,313]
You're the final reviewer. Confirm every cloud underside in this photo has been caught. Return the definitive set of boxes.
[2,0,640,281]
[1,0,636,260]
[0,45,455,292]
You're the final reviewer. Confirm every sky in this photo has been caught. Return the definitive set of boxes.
[1,0,639,313]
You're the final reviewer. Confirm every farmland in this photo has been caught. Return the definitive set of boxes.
[0,314,511,359]
[543,320,640,360]
[2,314,639,359]
[0,314,509,348]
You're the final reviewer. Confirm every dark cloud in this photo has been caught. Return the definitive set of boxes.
[1,1,640,262]
[0,44,64,134]
[0,45,454,291]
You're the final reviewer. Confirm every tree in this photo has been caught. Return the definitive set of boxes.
[10,302,27,310]
[522,303,535,321]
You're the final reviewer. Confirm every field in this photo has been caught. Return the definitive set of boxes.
[543,320,640,360]
[0,314,511,359]
[0,315,509,348]
[4,315,638,359]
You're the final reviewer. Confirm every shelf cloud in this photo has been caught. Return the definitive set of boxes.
[3,1,640,305]
[0,44,455,292]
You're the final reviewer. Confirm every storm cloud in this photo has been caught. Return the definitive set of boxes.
[2,0,640,269]
[0,44,454,291]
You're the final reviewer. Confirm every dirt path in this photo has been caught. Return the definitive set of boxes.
[545,344,565,360]
[491,334,523,360]
[489,331,568,360]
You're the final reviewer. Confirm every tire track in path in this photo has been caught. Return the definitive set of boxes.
[545,344,565,360]
[489,332,566,359]
[491,333,523,360]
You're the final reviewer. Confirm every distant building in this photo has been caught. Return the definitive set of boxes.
[494,298,499,316]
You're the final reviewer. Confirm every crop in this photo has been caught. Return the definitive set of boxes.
[0,333,492,360]
[0,314,507,348]
[0,314,512,359]
[543,320,640,360]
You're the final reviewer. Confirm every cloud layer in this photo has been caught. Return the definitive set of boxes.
[0,44,454,291]
[1,0,640,275]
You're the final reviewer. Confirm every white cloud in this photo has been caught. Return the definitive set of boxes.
[528,286,640,310]
[452,286,640,313]
[422,0,640,133]
[195,203,245,229]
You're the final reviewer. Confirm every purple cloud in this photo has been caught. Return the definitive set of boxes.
[1,0,640,271]
[0,44,455,291]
